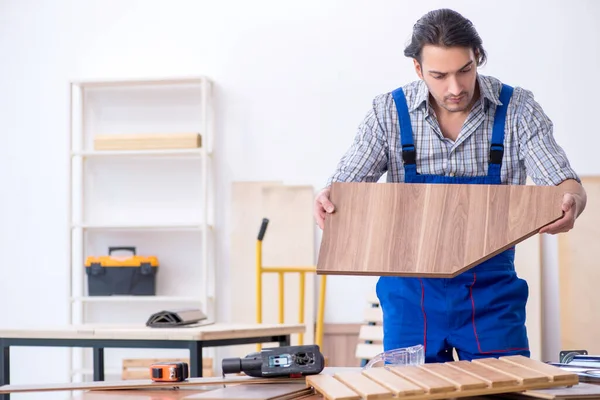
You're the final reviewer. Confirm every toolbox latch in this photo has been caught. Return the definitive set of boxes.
[89,262,105,276]
[140,262,153,275]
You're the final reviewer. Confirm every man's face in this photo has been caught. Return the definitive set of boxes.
[414,45,478,113]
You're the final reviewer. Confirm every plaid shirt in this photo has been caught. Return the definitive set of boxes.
[327,74,579,187]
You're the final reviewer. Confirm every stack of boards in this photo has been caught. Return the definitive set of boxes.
[3,355,600,400]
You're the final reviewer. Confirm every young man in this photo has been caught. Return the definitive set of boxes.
[314,8,587,362]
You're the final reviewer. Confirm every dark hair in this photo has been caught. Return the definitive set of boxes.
[404,9,487,66]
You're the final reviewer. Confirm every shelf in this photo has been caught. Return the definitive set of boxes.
[71,222,211,231]
[71,296,204,303]
[72,148,209,158]
[71,75,211,88]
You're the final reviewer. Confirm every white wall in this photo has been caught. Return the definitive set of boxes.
[1,0,599,396]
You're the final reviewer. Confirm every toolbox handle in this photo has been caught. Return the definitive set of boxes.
[257,218,269,240]
[108,246,136,256]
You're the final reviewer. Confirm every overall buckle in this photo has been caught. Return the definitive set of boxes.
[402,144,416,164]
[489,143,504,164]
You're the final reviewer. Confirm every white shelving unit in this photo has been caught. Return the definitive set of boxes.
[68,75,215,381]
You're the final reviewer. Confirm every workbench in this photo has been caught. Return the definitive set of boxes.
[0,322,304,397]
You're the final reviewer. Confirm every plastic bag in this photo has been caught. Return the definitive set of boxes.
[363,344,425,368]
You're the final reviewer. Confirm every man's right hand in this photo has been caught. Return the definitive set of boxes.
[314,187,335,230]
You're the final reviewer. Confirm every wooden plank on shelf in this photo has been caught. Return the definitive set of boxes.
[558,176,600,353]
[230,182,316,358]
[305,356,579,400]
[93,133,202,150]
[317,182,564,278]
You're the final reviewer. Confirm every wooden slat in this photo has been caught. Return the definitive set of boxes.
[317,182,564,278]
[94,133,202,150]
[355,343,383,360]
[500,355,578,383]
[473,358,551,385]
[446,360,519,388]
[363,307,382,324]
[366,292,379,306]
[334,372,393,400]
[358,325,383,342]
[361,368,426,396]
[306,374,360,400]
[388,365,457,394]
[417,363,488,390]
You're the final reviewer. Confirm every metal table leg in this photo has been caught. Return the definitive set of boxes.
[93,347,104,381]
[189,341,203,377]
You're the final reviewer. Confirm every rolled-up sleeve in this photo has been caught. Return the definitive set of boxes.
[516,89,580,186]
[326,96,389,187]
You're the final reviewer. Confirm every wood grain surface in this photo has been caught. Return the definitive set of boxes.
[305,355,578,400]
[317,182,564,277]
[0,322,305,341]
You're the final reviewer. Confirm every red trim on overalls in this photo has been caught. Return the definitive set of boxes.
[469,273,529,354]
[418,278,427,353]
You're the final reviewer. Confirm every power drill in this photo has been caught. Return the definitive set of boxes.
[221,344,325,378]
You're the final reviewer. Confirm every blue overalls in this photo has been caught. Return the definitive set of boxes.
[375,84,530,363]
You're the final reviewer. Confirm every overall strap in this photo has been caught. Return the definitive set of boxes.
[488,84,514,174]
[391,88,417,176]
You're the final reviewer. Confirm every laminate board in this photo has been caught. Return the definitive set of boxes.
[317,182,564,277]
[184,383,312,400]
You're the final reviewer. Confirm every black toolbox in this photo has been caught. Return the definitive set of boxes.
[85,247,159,296]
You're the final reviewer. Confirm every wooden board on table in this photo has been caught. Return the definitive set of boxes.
[517,382,600,399]
[305,355,578,400]
[0,375,307,394]
[185,383,313,400]
[93,133,202,150]
[558,176,600,353]
[317,182,563,278]
[230,182,316,358]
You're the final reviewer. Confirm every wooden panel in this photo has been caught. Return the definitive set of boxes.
[511,382,600,399]
[334,372,393,399]
[447,360,519,387]
[389,365,457,394]
[501,355,578,383]
[361,368,426,396]
[306,374,360,400]
[472,358,550,385]
[230,182,316,358]
[185,383,312,400]
[317,182,564,277]
[558,176,600,353]
[0,374,307,394]
[306,356,579,400]
[417,363,488,390]
[93,133,201,150]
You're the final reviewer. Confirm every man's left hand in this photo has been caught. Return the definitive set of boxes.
[539,193,578,235]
